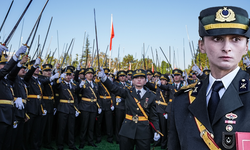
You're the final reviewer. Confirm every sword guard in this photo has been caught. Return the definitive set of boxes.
[23,43,30,49]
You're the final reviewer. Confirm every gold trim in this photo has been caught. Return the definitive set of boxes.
[204,23,248,30]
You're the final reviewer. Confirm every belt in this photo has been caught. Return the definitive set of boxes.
[100,95,111,99]
[82,97,97,102]
[125,114,148,123]
[60,99,74,103]
[43,96,54,100]
[155,100,168,106]
[27,95,42,99]
[0,100,14,105]
[14,97,27,104]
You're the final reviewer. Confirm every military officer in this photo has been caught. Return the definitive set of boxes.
[55,67,79,150]
[172,69,184,91]
[98,68,161,150]
[0,45,27,150]
[78,68,100,149]
[95,68,114,144]
[126,70,133,86]
[168,6,250,150]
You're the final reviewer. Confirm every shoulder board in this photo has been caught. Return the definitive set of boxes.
[72,82,76,86]
[174,83,197,96]
[95,79,100,83]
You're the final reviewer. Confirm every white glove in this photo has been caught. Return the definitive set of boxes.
[15,45,27,57]
[50,72,59,81]
[0,44,8,53]
[153,132,160,141]
[243,56,250,66]
[79,80,86,88]
[13,121,18,129]
[43,110,47,116]
[77,63,81,71]
[14,97,24,110]
[116,98,121,103]
[183,71,188,81]
[97,67,106,79]
[34,58,41,67]
[111,105,114,111]
[192,64,202,75]
[157,79,161,86]
[53,108,57,115]
[98,108,102,114]
[60,73,66,79]
[75,111,79,117]
[164,113,168,119]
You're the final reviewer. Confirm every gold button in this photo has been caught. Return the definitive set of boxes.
[137,108,139,110]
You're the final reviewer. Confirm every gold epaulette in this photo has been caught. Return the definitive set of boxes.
[180,82,197,90]
[72,82,76,86]
[95,79,100,83]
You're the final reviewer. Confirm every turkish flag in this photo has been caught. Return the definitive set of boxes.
[152,64,154,73]
[110,14,115,51]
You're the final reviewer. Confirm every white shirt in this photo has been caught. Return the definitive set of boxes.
[206,67,240,106]
[87,80,94,88]
[136,88,146,98]
[64,81,72,89]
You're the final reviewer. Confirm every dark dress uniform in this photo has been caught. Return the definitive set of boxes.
[23,65,50,150]
[102,77,160,150]
[0,57,18,150]
[79,80,99,146]
[168,69,250,150]
[7,64,28,150]
[39,75,55,148]
[55,79,79,150]
[113,81,126,144]
[95,79,114,143]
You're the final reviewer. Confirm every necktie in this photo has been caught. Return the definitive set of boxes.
[137,90,141,99]
[208,81,224,123]
[67,83,71,89]
[175,84,178,90]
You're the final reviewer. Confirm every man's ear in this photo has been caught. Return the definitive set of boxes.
[199,39,206,54]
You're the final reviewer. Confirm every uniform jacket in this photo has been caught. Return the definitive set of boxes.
[55,80,79,114]
[0,57,17,125]
[156,84,175,114]
[97,80,112,111]
[103,79,159,140]
[168,69,250,150]
[78,80,99,112]
[113,81,127,110]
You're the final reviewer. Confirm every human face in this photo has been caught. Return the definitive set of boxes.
[0,64,5,69]
[174,74,181,83]
[160,79,167,85]
[18,68,27,77]
[118,75,126,82]
[132,76,146,89]
[85,73,93,81]
[42,70,52,77]
[199,35,248,76]
[147,74,152,81]
[65,74,71,82]
[127,75,132,80]
[79,74,84,80]
[33,67,40,76]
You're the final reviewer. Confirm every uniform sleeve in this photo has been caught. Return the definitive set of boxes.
[0,57,18,79]
[102,78,127,99]
[149,95,160,131]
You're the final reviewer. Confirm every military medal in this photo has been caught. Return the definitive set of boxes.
[144,98,148,108]
[225,113,237,120]
[226,125,233,132]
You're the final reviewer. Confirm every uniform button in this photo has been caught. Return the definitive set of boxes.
[137,108,139,110]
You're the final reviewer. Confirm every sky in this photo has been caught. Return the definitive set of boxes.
[0,0,250,70]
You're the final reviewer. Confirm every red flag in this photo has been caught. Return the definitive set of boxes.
[129,63,131,70]
[109,14,114,51]
[152,64,154,73]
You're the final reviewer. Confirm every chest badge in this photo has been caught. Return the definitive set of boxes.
[144,98,149,108]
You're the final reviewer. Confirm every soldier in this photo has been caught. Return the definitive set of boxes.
[187,71,199,84]
[98,68,161,150]
[55,67,79,150]
[8,55,28,150]
[0,45,27,150]
[113,70,127,144]
[127,70,133,86]
[168,6,250,150]
[39,64,59,149]
[95,68,114,144]
[78,68,100,149]
[145,70,158,92]
[172,69,184,91]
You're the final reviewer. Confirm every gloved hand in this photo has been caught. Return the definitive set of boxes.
[111,105,114,111]
[79,80,86,88]
[43,110,47,116]
[98,108,102,114]
[14,97,24,110]
[15,45,27,57]
[116,98,121,103]
[243,56,250,66]
[53,108,57,115]
[77,62,81,71]
[75,111,79,117]
[153,132,160,141]
[183,71,188,81]
[0,44,8,53]
[60,73,66,79]
[192,64,202,75]
[164,113,168,119]
[34,57,41,67]
[157,79,161,86]
[97,67,106,79]
[50,72,59,81]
